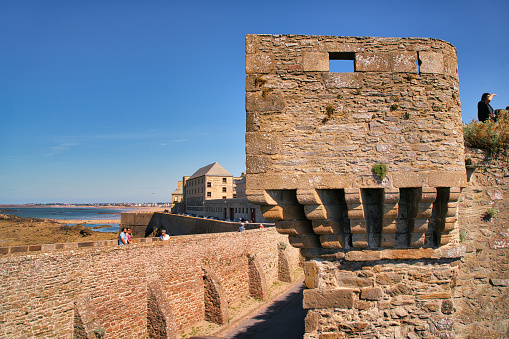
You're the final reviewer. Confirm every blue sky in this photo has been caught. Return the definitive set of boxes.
[1,0,508,204]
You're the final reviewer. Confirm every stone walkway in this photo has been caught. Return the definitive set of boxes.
[190,280,306,339]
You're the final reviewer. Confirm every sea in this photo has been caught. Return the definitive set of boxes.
[0,206,133,233]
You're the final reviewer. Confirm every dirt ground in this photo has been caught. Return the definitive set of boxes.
[0,214,118,247]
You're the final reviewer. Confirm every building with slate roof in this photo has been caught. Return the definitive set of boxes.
[171,162,268,223]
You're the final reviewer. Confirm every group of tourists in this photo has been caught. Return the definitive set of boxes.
[118,227,170,245]
[478,92,508,122]
[118,228,133,245]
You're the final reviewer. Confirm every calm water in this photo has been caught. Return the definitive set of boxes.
[0,206,133,232]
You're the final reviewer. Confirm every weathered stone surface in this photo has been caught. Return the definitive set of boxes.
[320,234,345,249]
[345,250,381,261]
[323,72,363,89]
[387,283,412,296]
[441,300,454,314]
[245,132,280,155]
[489,238,509,249]
[356,52,391,72]
[303,289,354,309]
[490,279,509,287]
[360,287,383,301]
[416,292,451,300]
[288,234,321,249]
[246,53,275,74]
[391,52,418,73]
[419,51,444,74]
[275,220,313,235]
[304,261,320,289]
[381,248,434,260]
[305,310,320,333]
[312,219,342,234]
[302,52,329,72]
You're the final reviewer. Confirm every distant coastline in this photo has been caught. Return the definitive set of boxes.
[0,205,167,225]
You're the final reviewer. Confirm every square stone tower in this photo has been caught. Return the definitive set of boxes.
[245,35,467,338]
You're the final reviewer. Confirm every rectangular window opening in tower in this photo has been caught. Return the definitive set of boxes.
[329,52,355,73]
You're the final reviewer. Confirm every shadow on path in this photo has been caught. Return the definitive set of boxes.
[221,282,306,339]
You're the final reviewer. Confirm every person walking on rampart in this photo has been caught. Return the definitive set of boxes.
[478,93,497,122]
[160,229,170,240]
[118,228,128,245]
[126,228,133,244]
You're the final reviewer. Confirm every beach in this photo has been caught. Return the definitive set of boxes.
[0,206,166,247]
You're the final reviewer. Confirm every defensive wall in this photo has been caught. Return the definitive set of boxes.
[245,34,508,338]
[120,212,269,238]
[0,228,301,338]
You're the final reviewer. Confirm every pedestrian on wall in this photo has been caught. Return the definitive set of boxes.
[118,228,128,245]
[238,223,245,232]
[127,228,133,244]
[160,229,170,241]
[478,93,497,122]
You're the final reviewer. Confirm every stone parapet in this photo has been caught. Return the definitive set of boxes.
[245,35,466,252]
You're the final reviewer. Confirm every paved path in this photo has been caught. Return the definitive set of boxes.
[220,281,306,338]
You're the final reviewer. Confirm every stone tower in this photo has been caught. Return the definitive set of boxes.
[245,35,467,338]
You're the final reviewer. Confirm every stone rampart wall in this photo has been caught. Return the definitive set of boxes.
[454,147,509,337]
[121,212,269,238]
[0,228,301,338]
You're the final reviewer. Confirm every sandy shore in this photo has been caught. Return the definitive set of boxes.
[47,207,166,225]
[0,207,168,247]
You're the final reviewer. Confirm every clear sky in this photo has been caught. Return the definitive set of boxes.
[1,0,508,204]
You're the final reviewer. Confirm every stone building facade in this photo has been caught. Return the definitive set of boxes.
[171,162,268,223]
[245,34,468,338]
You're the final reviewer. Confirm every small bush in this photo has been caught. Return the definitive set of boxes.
[482,208,496,221]
[322,104,336,124]
[372,164,388,181]
[390,103,399,111]
[463,110,509,153]
[459,230,467,243]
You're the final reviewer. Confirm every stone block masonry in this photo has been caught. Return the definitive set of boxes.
[0,228,301,338]
[246,34,466,253]
[245,34,471,338]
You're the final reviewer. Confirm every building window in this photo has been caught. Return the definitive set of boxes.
[207,192,211,197]
[223,178,227,183]
[222,187,227,193]
[207,182,211,187]
[222,196,226,199]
